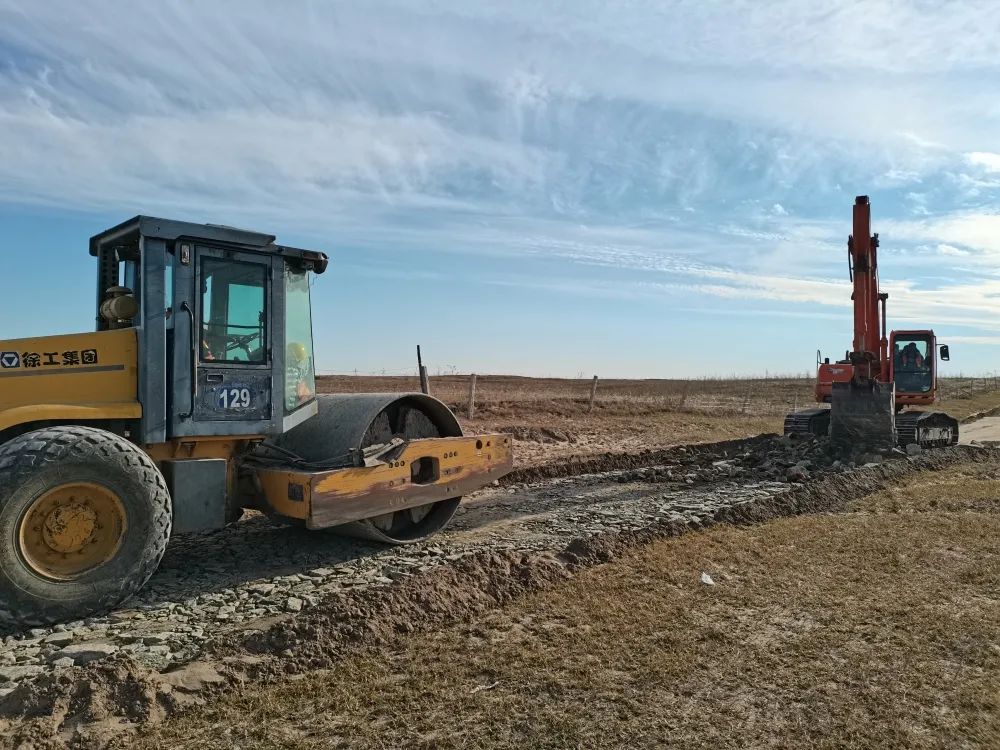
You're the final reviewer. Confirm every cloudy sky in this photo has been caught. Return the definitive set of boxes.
[2,1,999,377]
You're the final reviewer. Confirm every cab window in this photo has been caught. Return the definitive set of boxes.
[201,258,267,364]
[893,335,932,393]
[284,267,317,412]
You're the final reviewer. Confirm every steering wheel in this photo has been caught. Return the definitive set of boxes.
[221,332,260,354]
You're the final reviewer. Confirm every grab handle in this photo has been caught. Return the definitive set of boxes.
[180,301,197,420]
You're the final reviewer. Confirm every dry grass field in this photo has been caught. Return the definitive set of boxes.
[137,459,1000,750]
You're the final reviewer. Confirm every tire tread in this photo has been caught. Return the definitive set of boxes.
[0,426,171,628]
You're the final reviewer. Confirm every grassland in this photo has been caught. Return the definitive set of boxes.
[136,459,1000,750]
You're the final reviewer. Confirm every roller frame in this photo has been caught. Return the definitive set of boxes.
[255,393,513,543]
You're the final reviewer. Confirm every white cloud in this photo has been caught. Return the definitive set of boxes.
[411,1,1000,75]
[488,258,1000,336]
[0,0,998,224]
[0,102,552,215]
[883,213,1000,256]
[966,152,1000,173]
[444,211,1000,335]
[937,244,970,257]
[947,336,1000,346]
[1,1,1000,357]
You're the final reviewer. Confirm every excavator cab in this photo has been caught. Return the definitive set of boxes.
[890,331,935,400]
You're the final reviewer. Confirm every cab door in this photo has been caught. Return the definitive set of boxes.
[890,331,934,397]
[170,244,279,438]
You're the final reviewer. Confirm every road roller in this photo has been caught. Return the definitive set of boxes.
[0,216,512,627]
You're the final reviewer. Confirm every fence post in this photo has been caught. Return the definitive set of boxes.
[417,345,430,395]
[588,375,599,413]
[467,374,478,420]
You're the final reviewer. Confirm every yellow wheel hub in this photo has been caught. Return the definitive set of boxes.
[18,483,127,580]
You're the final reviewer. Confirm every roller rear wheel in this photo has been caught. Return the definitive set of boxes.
[0,426,171,628]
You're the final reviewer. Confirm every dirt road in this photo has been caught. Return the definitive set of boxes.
[961,416,1000,444]
[3,379,1000,747]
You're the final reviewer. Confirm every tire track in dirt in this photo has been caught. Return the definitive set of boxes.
[499,434,776,485]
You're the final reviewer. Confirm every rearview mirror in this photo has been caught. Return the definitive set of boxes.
[939,344,950,362]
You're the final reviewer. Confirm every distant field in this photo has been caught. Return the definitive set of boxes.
[318,374,1000,420]
[317,374,1000,467]
[320,374,815,416]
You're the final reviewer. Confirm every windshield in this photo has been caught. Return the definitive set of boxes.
[893,335,933,394]
[284,268,317,413]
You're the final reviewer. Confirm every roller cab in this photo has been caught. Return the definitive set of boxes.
[0,216,513,628]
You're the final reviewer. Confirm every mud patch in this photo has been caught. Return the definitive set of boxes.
[502,434,777,485]
[229,550,573,675]
[505,431,885,488]
[500,426,577,445]
[962,404,1000,423]
[0,659,167,749]
[559,446,994,566]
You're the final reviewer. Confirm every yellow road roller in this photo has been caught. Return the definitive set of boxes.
[0,217,512,627]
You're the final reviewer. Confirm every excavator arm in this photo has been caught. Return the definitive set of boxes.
[829,196,896,448]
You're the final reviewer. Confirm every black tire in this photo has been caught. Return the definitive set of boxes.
[0,426,172,629]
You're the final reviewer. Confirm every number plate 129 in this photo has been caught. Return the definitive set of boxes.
[217,386,253,410]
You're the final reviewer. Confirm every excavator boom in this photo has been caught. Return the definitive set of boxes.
[848,196,888,377]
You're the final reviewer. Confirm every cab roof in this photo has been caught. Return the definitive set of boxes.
[89,215,328,274]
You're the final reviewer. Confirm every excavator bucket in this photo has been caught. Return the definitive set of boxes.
[829,381,896,451]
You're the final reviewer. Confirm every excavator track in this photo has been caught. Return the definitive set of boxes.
[895,410,960,449]
[783,408,831,439]
[785,405,960,450]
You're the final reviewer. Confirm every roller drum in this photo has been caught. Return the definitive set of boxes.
[273,393,464,545]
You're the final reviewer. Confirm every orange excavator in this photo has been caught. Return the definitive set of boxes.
[784,195,959,449]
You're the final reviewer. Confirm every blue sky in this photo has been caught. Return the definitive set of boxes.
[2,1,1000,377]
